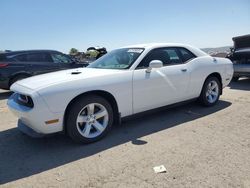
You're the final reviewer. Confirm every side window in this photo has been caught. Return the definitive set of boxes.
[137,48,183,69]
[51,53,72,64]
[137,49,171,68]
[14,53,53,62]
[165,49,182,64]
[178,48,196,62]
[14,54,27,62]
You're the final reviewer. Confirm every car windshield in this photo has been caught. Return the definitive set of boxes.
[88,48,144,69]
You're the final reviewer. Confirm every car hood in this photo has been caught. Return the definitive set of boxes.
[12,68,123,91]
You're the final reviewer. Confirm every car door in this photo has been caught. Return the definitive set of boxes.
[132,47,191,114]
[30,52,61,74]
[12,52,59,75]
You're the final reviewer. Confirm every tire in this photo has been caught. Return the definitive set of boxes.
[199,77,221,106]
[232,77,239,82]
[10,75,29,87]
[66,95,114,143]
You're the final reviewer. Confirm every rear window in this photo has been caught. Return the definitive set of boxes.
[179,48,196,62]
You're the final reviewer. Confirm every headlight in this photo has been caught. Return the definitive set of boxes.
[15,94,34,108]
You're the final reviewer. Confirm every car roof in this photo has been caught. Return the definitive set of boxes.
[121,43,208,57]
[232,34,250,41]
[2,50,62,56]
[122,43,191,49]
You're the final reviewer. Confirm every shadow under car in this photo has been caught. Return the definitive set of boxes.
[0,100,231,184]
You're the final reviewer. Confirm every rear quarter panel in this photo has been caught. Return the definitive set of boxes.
[186,56,233,98]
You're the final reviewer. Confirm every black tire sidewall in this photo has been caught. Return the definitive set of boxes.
[200,77,221,106]
[232,77,239,82]
[66,95,113,143]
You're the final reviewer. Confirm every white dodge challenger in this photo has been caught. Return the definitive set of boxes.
[8,43,233,143]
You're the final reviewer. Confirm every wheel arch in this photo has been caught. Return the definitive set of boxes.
[9,72,32,87]
[63,90,120,133]
[203,72,223,95]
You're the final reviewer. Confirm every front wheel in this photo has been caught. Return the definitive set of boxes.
[66,95,113,143]
[199,77,221,106]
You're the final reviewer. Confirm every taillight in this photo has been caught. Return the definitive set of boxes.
[0,63,9,68]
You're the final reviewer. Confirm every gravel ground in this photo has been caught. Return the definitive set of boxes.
[0,79,250,188]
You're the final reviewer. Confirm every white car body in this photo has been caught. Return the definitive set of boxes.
[8,43,233,135]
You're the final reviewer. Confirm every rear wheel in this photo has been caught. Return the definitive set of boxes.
[66,95,113,143]
[199,77,221,106]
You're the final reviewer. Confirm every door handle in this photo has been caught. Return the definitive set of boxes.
[181,68,187,72]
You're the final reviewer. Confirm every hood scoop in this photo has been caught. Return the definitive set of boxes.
[71,71,82,75]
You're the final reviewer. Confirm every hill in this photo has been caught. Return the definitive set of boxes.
[201,46,232,54]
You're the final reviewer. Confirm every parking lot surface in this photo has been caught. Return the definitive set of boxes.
[0,79,250,188]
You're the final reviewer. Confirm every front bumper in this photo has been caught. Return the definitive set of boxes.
[7,92,64,135]
[18,119,45,137]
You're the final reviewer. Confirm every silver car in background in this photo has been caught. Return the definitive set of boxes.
[227,34,250,81]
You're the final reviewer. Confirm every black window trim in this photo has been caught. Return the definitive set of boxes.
[135,47,197,69]
[12,53,29,61]
[177,47,196,63]
[12,52,53,63]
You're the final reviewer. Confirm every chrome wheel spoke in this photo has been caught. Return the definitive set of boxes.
[211,84,217,90]
[95,109,107,119]
[208,83,212,89]
[93,121,104,132]
[77,115,88,123]
[206,80,219,103]
[87,104,95,115]
[76,102,109,139]
[208,95,213,102]
[211,91,218,96]
[82,124,92,137]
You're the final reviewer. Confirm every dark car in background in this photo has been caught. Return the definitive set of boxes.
[227,34,250,81]
[69,46,108,64]
[0,50,88,89]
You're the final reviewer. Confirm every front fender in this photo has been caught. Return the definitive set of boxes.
[38,72,133,117]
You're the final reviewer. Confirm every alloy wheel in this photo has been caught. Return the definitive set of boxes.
[206,80,219,103]
[76,103,109,138]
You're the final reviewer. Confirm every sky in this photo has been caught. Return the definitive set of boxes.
[0,0,250,53]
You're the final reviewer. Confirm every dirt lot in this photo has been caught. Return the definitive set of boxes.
[0,79,250,188]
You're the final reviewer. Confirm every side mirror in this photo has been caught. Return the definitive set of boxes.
[146,60,163,73]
